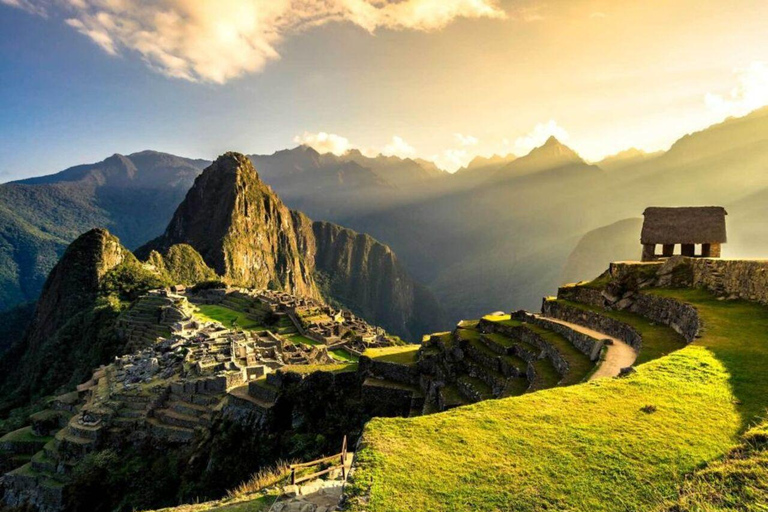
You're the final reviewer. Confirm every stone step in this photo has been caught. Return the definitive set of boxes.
[66,422,102,441]
[117,409,145,419]
[465,360,506,393]
[456,375,494,403]
[146,418,196,444]
[155,409,202,430]
[30,450,57,474]
[248,379,279,403]
[170,400,211,418]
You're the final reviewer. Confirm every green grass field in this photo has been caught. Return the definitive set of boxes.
[363,346,420,365]
[286,334,322,347]
[346,289,768,512]
[329,348,358,362]
[194,305,265,331]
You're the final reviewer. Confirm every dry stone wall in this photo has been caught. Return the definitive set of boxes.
[542,299,643,351]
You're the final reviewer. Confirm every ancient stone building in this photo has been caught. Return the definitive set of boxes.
[641,206,727,261]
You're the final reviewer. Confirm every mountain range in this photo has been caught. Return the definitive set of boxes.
[2,106,768,342]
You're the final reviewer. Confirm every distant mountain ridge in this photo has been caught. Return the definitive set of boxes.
[0,151,208,312]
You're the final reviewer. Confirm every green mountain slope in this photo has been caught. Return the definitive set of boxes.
[0,151,207,312]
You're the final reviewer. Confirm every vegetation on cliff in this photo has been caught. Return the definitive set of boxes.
[0,229,171,420]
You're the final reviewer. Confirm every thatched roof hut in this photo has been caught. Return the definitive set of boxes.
[641,207,727,245]
[640,207,727,261]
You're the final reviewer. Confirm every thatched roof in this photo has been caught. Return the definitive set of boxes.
[641,207,727,244]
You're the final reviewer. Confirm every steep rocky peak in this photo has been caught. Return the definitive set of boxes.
[138,152,319,298]
[528,136,583,163]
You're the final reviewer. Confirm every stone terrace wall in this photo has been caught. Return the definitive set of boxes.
[626,294,700,343]
[542,299,643,351]
[688,259,768,303]
[512,311,604,360]
[479,320,570,377]
[556,286,605,308]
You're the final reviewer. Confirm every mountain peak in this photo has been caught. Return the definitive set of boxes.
[137,152,319,297]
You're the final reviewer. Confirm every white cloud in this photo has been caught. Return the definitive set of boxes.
[382,136,416,157]
[294,131,352,155]
[4,0,506,83]
[454,133,479,146]
[431,148,472,172]
[1,0,46,15]
[705,61,768,118]
[513,120,570,155]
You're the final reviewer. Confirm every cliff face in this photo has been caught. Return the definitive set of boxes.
[138,153,319,298]
[313,221,446,341]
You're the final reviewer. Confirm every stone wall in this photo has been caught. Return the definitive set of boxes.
[512,311,604,361]
[687,259,768,303]
[626,294,700,343]
[556,286,605,308]
[359,357,419,386]
[478,319,569,377]
[541,299,643,351]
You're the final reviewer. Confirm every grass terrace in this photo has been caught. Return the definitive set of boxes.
[363,346,420,365]
[279,363,359,375]
[346,289,768,511]
[194,305,264,331]
[286,334,322,347]
[553,298,687,364]
[329,348,358,362]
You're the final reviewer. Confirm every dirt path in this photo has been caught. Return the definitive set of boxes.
[536,316,638,380]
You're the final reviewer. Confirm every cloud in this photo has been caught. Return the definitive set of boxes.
[431,148,472,172]
[513,120,570,155]
[705,61,768,118]
[454,133,479,146]
[4,0,506,83]
[382,136,416,157]
[294,131,352,155]
[1,0,46,15]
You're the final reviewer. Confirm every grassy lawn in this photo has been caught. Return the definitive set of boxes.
[280,363,359,375]
[194,305,264,331]
[287,334,322,347]
[346,289,768,512]
[363,346,419,365]
[556,298,687,364]
[329,348,358,362]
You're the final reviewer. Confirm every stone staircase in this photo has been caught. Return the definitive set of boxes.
[0,394,87,512]
[148,381,223,444]
[418,309,605,410]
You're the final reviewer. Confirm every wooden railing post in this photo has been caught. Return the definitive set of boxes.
[341,435,348,480]
[291,468,296,485]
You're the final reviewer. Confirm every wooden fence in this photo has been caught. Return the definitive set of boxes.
[289,435,348,486]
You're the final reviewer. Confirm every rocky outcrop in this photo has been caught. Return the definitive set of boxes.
[145,244,217,285]
[138,153,319,298]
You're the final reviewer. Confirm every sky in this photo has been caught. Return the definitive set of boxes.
[1,0,768,180]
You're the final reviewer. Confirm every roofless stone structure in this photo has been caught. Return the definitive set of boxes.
[641,206,727,261]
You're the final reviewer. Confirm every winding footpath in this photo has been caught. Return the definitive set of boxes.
[534,315,638,380]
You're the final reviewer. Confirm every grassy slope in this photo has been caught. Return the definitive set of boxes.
[194,305,264,331]
[347,289,768,512]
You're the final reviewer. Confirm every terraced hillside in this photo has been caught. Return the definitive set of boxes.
[345,260,768,512]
